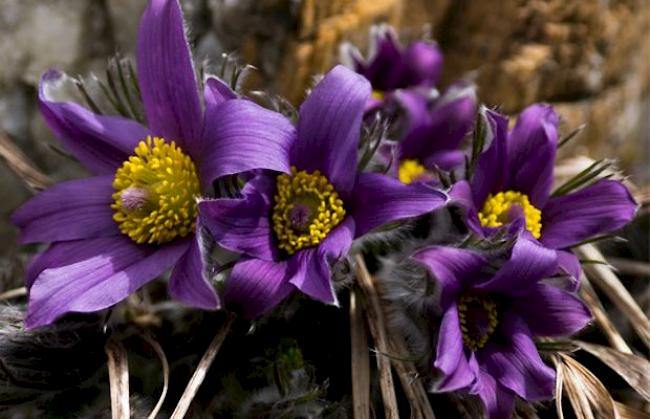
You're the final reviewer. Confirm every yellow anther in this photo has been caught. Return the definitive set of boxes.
[111,136,200,245]
[457,294,499,352]
[371,90,385,101]
[478,190,542,239]
[398,159,429,184]
[272,167,346,255]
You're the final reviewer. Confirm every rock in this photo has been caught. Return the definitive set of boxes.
[106,0,148,52]
[0,0,111,87]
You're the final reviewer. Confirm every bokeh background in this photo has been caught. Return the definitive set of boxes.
[1,0,649,270]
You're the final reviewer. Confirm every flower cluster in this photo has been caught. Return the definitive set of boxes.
[12,1,638,418]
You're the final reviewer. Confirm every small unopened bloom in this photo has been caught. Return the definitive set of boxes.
[341,25,443,108]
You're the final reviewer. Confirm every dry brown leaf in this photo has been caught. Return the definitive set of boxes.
[614,402,650,419]
[574,341,650,401]
[575,244,650,349]
[554,353,619,419]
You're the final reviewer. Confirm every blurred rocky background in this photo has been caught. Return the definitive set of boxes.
[1,0,648,268]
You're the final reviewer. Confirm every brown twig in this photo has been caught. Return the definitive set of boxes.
[0,128,50,192]
[354,254,399,419]
[170,312,236,419]
[576,244,650,349]
[579,279,632,354]
[105,338,130,419]
[350,290,370,419]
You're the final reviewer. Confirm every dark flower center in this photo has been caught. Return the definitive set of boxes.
[458,293,498,351]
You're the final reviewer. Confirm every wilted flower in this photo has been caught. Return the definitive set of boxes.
[12,0,293,328]
[451,105,637,285]
[198,65,449,318]
[341,25,443,108]
[413,238,591,418]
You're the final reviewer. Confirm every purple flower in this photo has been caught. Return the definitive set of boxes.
[385,83,476,183]
[451,105,637,286]
[12,0,295,329]
[342,25,443,107]
[198,65,449,318]
[413,239,591,418]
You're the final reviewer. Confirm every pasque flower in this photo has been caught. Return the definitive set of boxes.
[451,105,637,285]
[12,0,294,328]
[342,25,443,107]
[198,65,449,318]
[413,238,591,418]
[387,83,476,184]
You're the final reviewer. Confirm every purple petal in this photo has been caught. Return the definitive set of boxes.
[38,70,150,174]
[198,175,277,261]
[350,172,448,236]
[288,218,355,305]
[506,104,559,207]
[475,236,557,296]
[514,284,591,337]
[399,84,476,166]
[480,316,556,401]
[224,257,294,318]
[292,65,370,197]
[25,239,116,289]
[25,236,188,329]
[137,0,202,156]
[199,99,295,186]
[169,232,220,310]
[471,108,509,207]
[555,249,581,291]
[448,180,484,235]
[472,368,516,419]
[412,246,487,308]
[423,150,466,172]
[204,76,237,108]
[434,304,476,391]
[403,41,444,87]
[12,176,119,244]
[541,179,637,249]
[356,27,403,90]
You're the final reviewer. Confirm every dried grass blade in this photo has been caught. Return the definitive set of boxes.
[355,254,400,419]
[614,402,650,419]
[350,290,370,419]
[388,333,436,419]
[105,338,130,419]
[170,312,236,419]
[558,353,619,419]
[573,340,650,401]
[0,129,50,192]
[141,334,170,419]
[579,279,632,354]
[575,244,650,348]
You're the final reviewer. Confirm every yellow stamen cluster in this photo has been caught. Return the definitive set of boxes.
[112,136,201,245]
[398,159,428,184]
[478,190,542,239]
[272,167,345,255]
[371,90,385,101]
[458,294,498,351]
